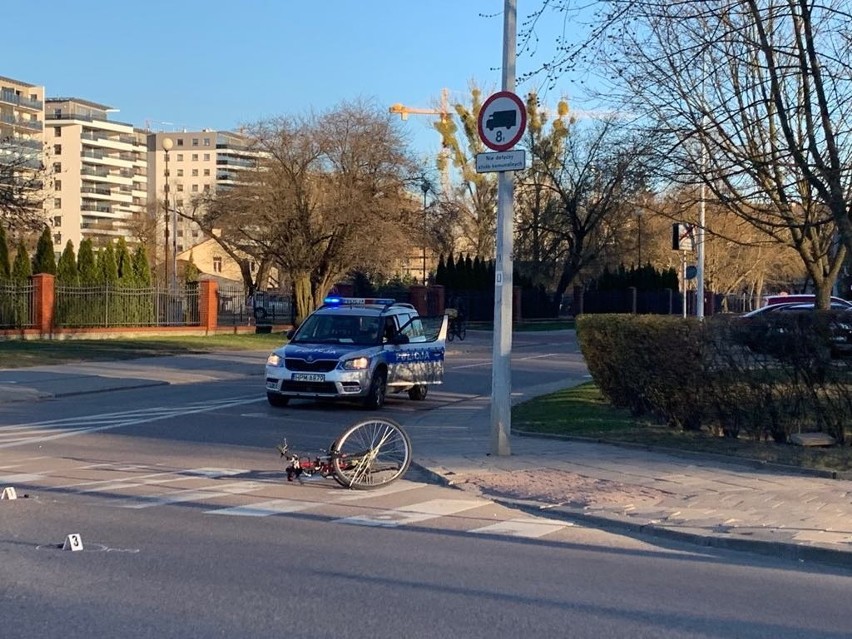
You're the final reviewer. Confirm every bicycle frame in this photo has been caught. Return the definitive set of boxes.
[275,417,413,490]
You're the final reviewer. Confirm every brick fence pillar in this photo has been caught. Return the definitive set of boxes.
[32,273,55,336]
[199,280,218,333]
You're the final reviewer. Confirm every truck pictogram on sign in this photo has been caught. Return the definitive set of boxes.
[486,110,517,131]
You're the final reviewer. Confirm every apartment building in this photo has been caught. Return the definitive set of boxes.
[0,75,45,213]
[147,129,257,270]
[43,98,148,250]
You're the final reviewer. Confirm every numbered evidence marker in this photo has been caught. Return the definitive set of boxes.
[62,533,84,552]
[1,486,17,500]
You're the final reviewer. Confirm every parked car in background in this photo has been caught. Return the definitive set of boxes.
[739,302,852,358]
[762,294,852,308]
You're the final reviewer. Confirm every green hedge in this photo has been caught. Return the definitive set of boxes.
[577,313,852,444]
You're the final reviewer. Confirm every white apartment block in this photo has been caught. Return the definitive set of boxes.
[0,75,45,205]
[43,98,148,250]
[147,129,256,264]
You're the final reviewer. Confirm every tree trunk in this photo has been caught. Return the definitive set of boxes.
[293,273,313,326]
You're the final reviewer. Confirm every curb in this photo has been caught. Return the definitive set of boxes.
[0,380,169,404]
[409,460,852,571]
[512,429,852,482]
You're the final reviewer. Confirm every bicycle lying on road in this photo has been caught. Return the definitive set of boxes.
[446,307,467,342]
[276,417,412,490]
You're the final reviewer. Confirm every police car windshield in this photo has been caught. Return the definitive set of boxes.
[291,314,382,346]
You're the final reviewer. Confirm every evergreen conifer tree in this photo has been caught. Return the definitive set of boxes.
[32,226,57,275]
[11,242,31,283]
[0,225,10,279]
[97,241,119,285]
[115,237,134,285]
[131,245,152,286]
[56,241,78,285]
[183,251,200,283]
[77,239,98,285]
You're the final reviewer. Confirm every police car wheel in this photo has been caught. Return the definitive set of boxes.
[362,370,387,410]
[408,385,428,401]
[267,392,290,407]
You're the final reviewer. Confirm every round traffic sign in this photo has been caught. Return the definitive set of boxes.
[477,91,527,152]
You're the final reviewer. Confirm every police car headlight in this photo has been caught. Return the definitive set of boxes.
[266,353,283,367]
[343,357,369,370]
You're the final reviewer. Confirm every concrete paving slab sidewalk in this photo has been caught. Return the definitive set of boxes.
[1,352,851,569]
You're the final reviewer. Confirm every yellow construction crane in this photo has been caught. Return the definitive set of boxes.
[389,89,451,194]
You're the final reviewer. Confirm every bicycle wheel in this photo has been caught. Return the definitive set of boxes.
[447,320,455,342]
[457,320,467,341]
[331,417,412,490]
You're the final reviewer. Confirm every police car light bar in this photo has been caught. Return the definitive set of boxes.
[322,297,396,306]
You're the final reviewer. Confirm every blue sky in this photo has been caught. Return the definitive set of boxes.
[5,1,586,161]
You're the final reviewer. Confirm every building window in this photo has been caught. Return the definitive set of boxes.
[53,162,61,173]
[204,138,211,146]
[192,138,199,146]
[192,230,199,238]
[177,184,184,192]
[191,184,199,193]
[191,154,198,161]
[54,144,62,155]
[203,153,210,161]
[54,126,61,137]
[177,243,183,252]
[203,168,210,176]
[203,184,211,192]
[177,138,184,146]
[177,169,184,177]
[212,256,223,273]
[192,169,198,177]
[177,154,183,161]
[54,198,61,209]
[177,229,184,238]
[53,215,62,227]
[54,232,62,245]
[54,180,61,191]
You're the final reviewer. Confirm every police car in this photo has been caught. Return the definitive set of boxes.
[265,297,448,409]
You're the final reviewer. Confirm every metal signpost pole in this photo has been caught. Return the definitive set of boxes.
[490,0,517,457]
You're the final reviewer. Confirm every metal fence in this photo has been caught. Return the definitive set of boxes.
[0,280,35,329]
[216,282,251,327]
[54,284,200,328]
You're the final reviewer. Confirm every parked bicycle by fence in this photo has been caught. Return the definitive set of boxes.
[446,307,466,342]
[276,417,412,490]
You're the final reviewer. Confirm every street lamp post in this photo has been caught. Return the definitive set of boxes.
[420,178,430,286]
[161,137,173,289]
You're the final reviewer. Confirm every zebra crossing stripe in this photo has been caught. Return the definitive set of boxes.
[206,499,319,517]
[120,482,264,509]
[468,518,572,539]
[335,499,485,528]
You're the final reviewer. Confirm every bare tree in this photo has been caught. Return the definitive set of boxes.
[516,94,651,304]
[194,100,417,323]
[522,0,852,307]
[0,138,48,233]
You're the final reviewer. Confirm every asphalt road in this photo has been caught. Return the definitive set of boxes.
[1,331,850,638]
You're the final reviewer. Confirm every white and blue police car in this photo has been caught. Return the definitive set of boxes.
[265,297,448,409]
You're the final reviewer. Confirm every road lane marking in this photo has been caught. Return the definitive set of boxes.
[468,518,572,538]
[335,499,485,528]
[0,396,264,449]
[119,481,265,509]
[206,499,319,517]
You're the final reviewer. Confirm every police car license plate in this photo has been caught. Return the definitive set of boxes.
[292,373,324,382]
